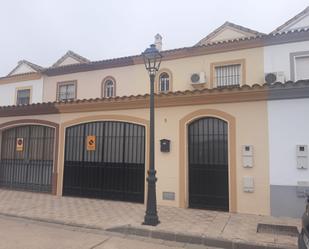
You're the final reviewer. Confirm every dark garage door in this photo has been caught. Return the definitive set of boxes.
[188,117,229,211]
[0,125,55,193]
[63,121,145,203]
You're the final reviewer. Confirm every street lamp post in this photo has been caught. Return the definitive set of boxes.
[142,44,162,226]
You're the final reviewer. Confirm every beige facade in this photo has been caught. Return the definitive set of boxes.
[2,9,309,217]
[0,96,270,215]
[43,47,264,102]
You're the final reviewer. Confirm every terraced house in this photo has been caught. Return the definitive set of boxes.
[0,7,308,218]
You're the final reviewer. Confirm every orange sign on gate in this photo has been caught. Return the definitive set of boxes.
[16,138,24,151]
[86,136,96,151]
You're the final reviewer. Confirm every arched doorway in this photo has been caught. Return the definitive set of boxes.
[0,125,55,193]
[62,121,145,203]
[188,117,229,211]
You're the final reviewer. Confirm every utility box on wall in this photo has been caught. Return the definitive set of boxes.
[243,176,254,193]
[160,139,170,152]
[242,145,254,168]
[296,145,308,169]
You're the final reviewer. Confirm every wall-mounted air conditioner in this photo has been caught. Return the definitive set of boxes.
[264,71,285,84]
[190,72,206,85]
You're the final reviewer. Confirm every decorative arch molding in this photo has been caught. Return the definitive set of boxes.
[179,109,237,212]
[101,76,117,98]
[155,68,173,93]
[0,119,59,130]
[0,119,60,195]
[57,114,150,198]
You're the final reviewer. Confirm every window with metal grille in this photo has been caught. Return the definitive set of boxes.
[159,72,170,92]
[215,64,241,87]
[16,89,31,105]
[57,82,76,101]
[104,79,115,97]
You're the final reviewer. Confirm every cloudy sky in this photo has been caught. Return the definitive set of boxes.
[0,0,308,76]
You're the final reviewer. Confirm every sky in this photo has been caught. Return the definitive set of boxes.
[0,0,308,76]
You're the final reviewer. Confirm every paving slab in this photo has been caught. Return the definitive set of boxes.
[0,190,301,249]
[0,215,108,249]
[0,215,194,249]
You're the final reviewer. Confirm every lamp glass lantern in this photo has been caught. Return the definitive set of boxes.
[142,44,162,76]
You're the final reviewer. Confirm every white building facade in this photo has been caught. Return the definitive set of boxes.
[264,40,309,82]
[268,97,309,217]
[0,60,44,106]
[265,6,309,217]
[0,78,44,106]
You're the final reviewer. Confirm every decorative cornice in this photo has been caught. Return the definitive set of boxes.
[0,81,308,117]
[0,72,42,85]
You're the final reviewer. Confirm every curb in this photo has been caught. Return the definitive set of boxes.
[0,212,296,249]
[107,225,297,249]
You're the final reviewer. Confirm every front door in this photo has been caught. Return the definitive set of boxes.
[188,117,229,211]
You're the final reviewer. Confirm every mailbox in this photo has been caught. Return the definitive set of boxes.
[160,139,170,152]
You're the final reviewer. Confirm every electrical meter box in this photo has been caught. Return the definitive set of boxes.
[243,176,254,193]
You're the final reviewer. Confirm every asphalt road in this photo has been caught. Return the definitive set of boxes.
[0,215,220,249]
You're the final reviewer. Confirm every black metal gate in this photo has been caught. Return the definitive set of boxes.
[0,125,55,193]
[63,121,145,203]
[188,117,229,211]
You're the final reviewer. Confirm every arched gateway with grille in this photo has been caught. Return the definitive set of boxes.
[188,117,229,211]
[0,125,55,193]
[63,121,145,203]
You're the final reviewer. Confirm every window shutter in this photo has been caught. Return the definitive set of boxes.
[295,56,309,81]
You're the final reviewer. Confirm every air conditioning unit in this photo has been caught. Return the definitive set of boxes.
[264,72,285,84]
[190,72,206,85]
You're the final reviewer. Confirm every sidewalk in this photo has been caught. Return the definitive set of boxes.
[0,190,300,248]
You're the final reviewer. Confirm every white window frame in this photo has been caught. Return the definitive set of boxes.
[16,87,32,105]
[57,81,77,101]
[103,79,115,98]
[290,51,309,81]
[159,72,170,92]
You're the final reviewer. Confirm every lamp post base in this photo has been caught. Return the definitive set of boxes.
[143,214,160,226]
[143,169,159,226]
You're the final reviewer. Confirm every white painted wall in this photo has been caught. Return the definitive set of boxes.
[58,56,81,66]
[0,78,43,106]
[264,41,309,81]
[208,28,248,42]
[268,98,309,186]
